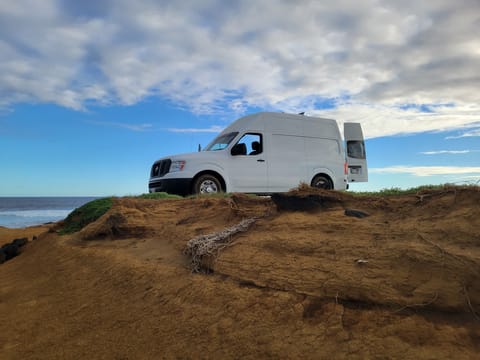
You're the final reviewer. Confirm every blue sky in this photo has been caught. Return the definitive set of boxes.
[1,0,479,196]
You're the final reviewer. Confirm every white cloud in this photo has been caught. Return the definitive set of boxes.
[370,166,480,177]
[167,125,224,133]
[89,120,153,132]
[1,0,479,137]
[419,150,478,155]
[313,102,480,139]
[446,127,480,139]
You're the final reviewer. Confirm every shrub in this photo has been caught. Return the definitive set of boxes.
[60,197,113,234]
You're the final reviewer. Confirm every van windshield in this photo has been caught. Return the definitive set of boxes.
[205,132,238,151]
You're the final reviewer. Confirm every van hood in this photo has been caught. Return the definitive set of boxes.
[153,150,227,175]
[157,150,225,162]
[154,151,228,172]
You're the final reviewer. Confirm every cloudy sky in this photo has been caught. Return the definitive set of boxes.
[1,0,479,195]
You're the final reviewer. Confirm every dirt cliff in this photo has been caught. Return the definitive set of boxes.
[1,186,479,359]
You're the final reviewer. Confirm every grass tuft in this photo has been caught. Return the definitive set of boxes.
[136,192,183,200]
[59,197,114,234]
[351,184,451,197]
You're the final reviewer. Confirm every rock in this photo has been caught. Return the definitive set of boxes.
[1,243,19,260]
[13,237,28,247]
[344,209,370,218]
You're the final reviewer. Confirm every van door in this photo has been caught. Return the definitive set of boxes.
[228,133,268,192]
[344,123,368,182]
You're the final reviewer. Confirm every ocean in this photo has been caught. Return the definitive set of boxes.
[0,197,99,229]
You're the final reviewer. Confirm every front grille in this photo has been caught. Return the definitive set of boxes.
[151,159,171,177]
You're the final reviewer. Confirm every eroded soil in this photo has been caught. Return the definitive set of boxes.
[1,187,479,359]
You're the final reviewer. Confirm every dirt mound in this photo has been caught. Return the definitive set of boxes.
[0,187,479,359]
[215,187,480,314]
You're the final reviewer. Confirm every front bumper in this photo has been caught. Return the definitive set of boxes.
[148,178,192,196]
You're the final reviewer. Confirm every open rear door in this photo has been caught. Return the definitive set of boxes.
[344,123,368,182]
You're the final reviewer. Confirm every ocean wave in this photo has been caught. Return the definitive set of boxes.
[0,209,73,228]
[0,209,72,218]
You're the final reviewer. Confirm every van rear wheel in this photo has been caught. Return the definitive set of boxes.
[311,175,333,190]
[194,174,222,195]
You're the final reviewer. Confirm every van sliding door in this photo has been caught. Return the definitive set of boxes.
[344,123,368,182]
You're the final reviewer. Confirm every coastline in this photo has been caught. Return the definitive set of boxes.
[0,196,98,229]
[0,224,51,244]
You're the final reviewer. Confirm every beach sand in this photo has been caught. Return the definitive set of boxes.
[0,225,50,242]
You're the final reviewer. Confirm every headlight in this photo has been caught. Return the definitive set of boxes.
[170,160,186,172]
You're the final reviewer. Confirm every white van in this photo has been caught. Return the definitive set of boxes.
[149,112,367,195]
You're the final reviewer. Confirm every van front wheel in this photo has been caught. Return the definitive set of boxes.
[194,174,222,195]
[311,175,333,190]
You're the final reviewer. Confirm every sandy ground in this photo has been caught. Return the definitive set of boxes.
[0,187,479,359]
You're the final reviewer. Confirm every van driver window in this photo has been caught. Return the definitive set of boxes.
[233,133,263,156]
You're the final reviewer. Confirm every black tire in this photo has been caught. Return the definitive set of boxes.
[194,174,222,195]
[311,175,333,190]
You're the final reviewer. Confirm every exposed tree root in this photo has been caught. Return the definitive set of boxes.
[184,218,257,272]
[393,293,439,313]
[464,285,480,321]
[415,188,457,203]
[417,233,467,266]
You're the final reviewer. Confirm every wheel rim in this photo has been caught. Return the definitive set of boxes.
[314,177,330,189]
[199,179,218,193]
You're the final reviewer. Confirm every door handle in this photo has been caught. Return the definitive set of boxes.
[257,159,265,162]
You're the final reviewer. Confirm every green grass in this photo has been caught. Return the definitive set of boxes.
[59,193,183,234]
[59,197,114,234]
[136,192,183,200]
[351,184,451,197]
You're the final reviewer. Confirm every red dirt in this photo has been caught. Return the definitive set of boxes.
[1,186,479,359]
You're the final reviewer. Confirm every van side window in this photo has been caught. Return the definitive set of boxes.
[231,133,263,156]
[347,140,366,159]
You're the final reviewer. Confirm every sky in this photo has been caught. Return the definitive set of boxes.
[0,0,479,196]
